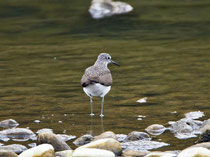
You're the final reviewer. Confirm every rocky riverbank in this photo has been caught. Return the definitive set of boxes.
[0,111,210,157]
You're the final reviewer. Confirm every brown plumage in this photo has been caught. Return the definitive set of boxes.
[81,65,112,87]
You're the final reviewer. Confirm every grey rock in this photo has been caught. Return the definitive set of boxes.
[28,143,36,148]
[78,138,122,156]
[125,131,151,141]
[89,0,133,19]
[145,124,166,136]
[197,119,210,143]
[169,118,203,139]
[122,150,149,157]
[116,134,127,142]
[0,150,18,157]
[177,146,210,157]
[94,131,117,141]
[0,144,27,154]
[18,144,54,157]
[0,128,36,142]
[37,131,71,151]
[56,134,76,142]
[0,119,19,129]
[122,140,169,152]
[185,111,204,120]
[36,128,53,134]
[73,134,93,146]
[145,151,177,157]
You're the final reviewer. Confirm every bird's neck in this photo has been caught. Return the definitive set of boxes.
[94,60,108,68]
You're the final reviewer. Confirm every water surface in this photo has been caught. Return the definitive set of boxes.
[0,0,210,151]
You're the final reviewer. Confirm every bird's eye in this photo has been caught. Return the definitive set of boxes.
[107,57,111,60]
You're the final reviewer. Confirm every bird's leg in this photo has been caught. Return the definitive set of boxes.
[100,97,104,117]
[90,97,94,116]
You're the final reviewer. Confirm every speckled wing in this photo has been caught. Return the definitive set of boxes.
[81,66,112,87]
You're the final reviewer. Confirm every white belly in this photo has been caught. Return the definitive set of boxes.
[83,83,111,98]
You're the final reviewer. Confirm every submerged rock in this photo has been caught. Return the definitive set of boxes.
[37,132,71,151]
[0,144,27,154]
[0,150,18,157]
[0,119,19,129]
[145,124,166,136]
[78,138,122,156]
[0,128,36,142]
[72,148,115,157]
[122,140,169,152]
[94,131,117,141]
[89,0,133,19]
[169,118,203,139]
[125,131,151,141]
[177,146,210,157]
[18,144,54,157]
[73,134,93,146]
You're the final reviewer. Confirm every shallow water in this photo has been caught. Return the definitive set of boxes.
[0,0,210,151]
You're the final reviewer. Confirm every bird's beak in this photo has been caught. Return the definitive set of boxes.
[111,60,120,66]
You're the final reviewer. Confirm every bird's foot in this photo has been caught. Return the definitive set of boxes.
[90,113,95,116]
[100,114,104,117]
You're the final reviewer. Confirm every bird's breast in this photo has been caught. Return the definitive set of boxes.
[83,83,111,97]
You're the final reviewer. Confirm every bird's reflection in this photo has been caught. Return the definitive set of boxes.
[89,116,104,136]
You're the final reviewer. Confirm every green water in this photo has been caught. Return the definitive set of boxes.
[0,0,210,151]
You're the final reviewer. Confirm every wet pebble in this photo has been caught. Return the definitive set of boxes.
[73,134,93,146]
[145,124,166,136]
[34,120,41,123]
[197,119,210,143]
[169,118,203,139]
[0,150,18,157]
[190,142,210,150]
[137,97,147,103]
[177,146,210,157]
[0,144,27,154]
[0,128,36,141]
[36,128,53,134]
[116,134,127,142]
[122,150,149,157]
[19,144,54,157]
[56,134,76,142]
[78,138,122,156]
[122,140,169,152]
[73,148,115,157]
[125,131,151,141]
[28,143,37,148]
[94,131,117,141]
[145,151,177,157]
[89,0,133,19]
[55,150,73,157]
[37,131,71,151]
[185,111,204,120]
[0,119,19,129]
